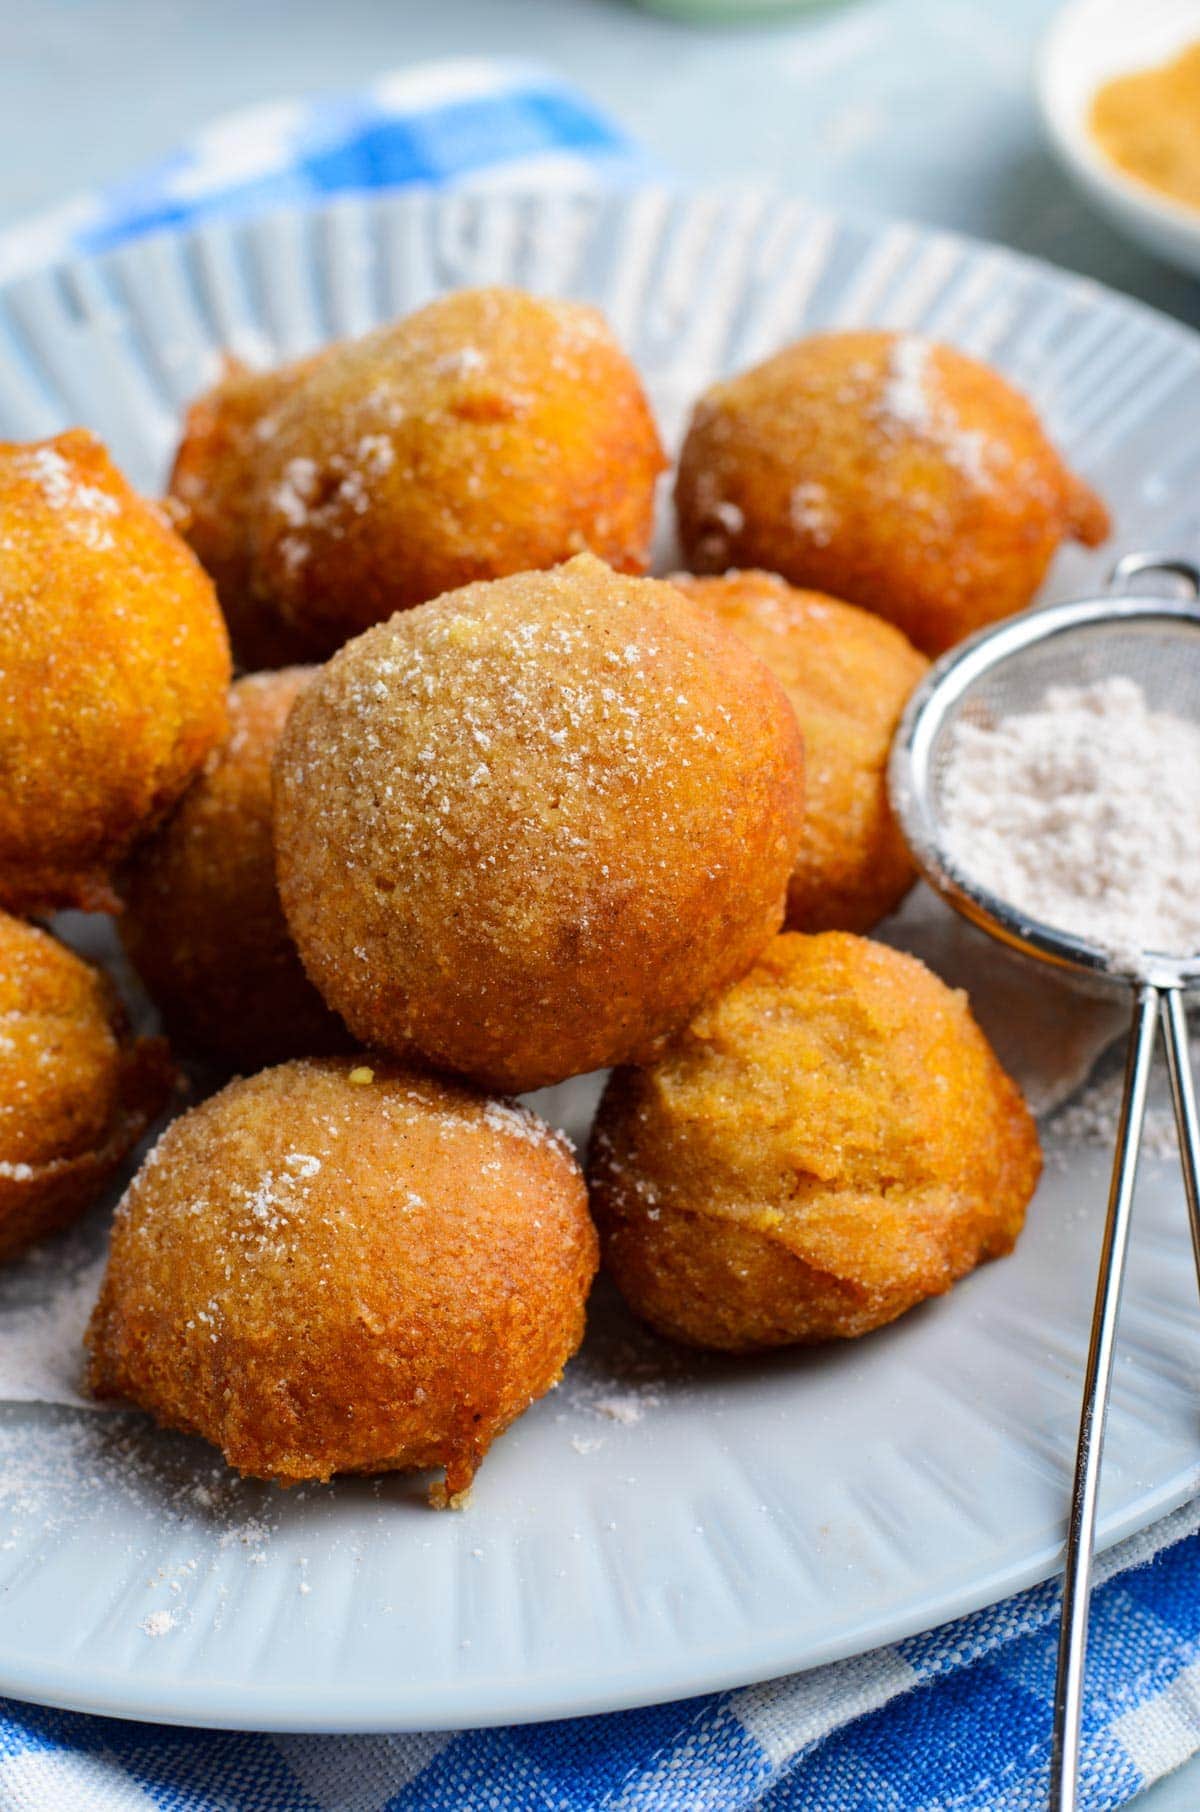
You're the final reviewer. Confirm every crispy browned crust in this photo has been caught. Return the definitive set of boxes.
[273,554,805,1093]
[671,571,928,932]
[587,931,1042,1351]
[170,288,667,667]
[0,911,174,1263]
[86,1058,598,1499]
[119,668,352,1069]
[674,331,1111,658]
[0,430,231,915]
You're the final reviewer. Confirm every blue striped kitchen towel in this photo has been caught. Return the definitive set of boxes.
[0,57,1198,1812]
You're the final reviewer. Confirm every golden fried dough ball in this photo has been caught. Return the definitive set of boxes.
[171,287,667,667]
[167,355,324,671]
[675,331,1110,657]
[673,571,927,932]
[0,431,231,914]
[0,912,172,1263]
[119,668,351,1070]
[86,1058,597,1500]
[274,555,805,1094]
[588,932,1041,1351]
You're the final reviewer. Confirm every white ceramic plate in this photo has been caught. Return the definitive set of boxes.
[3,188,1200,1733]
[1039,0,1200,278]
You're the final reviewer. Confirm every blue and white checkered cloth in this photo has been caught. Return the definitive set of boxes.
[3,1499,1200,1810]
[2,56,1199,1812]
[0,57,651,283]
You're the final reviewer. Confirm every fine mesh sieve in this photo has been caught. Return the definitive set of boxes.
[889,553,1200,1812]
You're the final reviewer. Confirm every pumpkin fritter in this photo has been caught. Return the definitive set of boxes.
[588,931,1041,1351]
[120,668,350,1070]
[672,571,927,932]
[0,430,231,913]
[273,555,805,1093]
[171,287,667,667]
[675,331,1109,656]
[86,1058,597,1501]
[0,911,172,1263]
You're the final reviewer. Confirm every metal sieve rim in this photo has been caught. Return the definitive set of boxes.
[888,588,1200,992]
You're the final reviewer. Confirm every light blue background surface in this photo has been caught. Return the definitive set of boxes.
[1,1,1197,1802]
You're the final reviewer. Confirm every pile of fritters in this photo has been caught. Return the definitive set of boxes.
[0,287,1077,1501]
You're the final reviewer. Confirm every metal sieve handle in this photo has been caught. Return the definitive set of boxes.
[1161,992,1200,1335]
[1107,551,1200,598]
[1051,986,1159,1812]
[1052,980,1200,1811]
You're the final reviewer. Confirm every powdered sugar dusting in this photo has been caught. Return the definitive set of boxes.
[941,677,1200,965]
[430,346,487,378]
[0,1214,112,1409]
[555,1292,690,1454]
[591,1393,659,1426]
[788,480,834,545]
[0,1411,295,1642]
[480,1097,574,1157]
[876,335,998,489]
[0,1261,105,1404]
[706,498,744,536]
[270,456,318,527]
[15,444,122,550]
[1049,1068,1179,1160]
[881,334,935,432]
[266,431,398,567]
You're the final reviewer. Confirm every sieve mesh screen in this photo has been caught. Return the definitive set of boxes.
[926,619,1200,818]
[892,592,1200,985]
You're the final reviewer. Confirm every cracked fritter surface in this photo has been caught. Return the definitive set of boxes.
[588,931,1041,1350]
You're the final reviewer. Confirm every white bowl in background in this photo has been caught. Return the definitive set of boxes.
[1039,0,1200,277]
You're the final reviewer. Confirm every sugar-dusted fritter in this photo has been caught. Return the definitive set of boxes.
[119,668,350,1070]
[86,1058,598,1501]
[672,571,927,932]
[0,430,231,914]
[273,555,805,1094]
[675,331,1110,656]
[165,357,311,672]
[588,931,1041,1351]
[0,912,172,1263]
[171,287,667,667]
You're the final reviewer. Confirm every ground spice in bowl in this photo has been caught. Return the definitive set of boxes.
[1090,40,1200,214]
